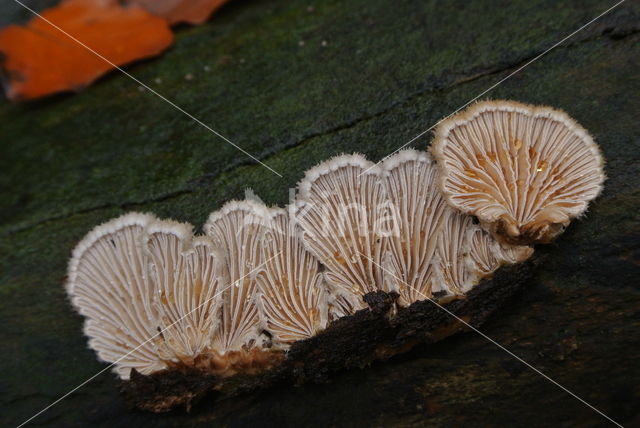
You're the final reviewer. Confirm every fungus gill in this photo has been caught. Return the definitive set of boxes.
[296,149,532,311]
[294,154,388,311]
[433,208,533,296]
[204,200,269,354]
[431,100,605,245]
[66,213,225,379]
[381,150,447,306]
[65,100,601,393]
[255,207,329,346]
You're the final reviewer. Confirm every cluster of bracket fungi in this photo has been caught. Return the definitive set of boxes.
[66,100,605,410]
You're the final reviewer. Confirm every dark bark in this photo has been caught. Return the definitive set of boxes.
[121,259,537,413]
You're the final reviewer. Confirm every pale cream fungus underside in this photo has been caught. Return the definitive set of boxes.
[65,100,602,380]
[431,100,605,245]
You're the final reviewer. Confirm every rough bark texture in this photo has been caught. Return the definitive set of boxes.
[120,260,536,413]
[1,0,639,427]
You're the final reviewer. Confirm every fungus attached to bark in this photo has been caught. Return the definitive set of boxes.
[468,223,534,276]
[434,208,533,296]
[433,209,477,295]
[66,98,605,411]
[69,198,332,385]
[380,149,448,306]
[431,100,605,245]
[255,207,329,346]
[327,293,359,321]
[66,213,225,379]
[204,200,270,354]
[295,149,531,308]
[295,154,389,311]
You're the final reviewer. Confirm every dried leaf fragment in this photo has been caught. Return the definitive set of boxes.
[0,0,173,101]
[127,0,230,25]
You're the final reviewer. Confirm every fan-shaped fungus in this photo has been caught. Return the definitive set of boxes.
[434,208,533,296]
[66,213,225,379]
[66,99,605,411]
[431,100,605,245]
[381,149,448,306]
[296,149,532,308]
[255,207,329,346]
[203,200,271,356]
[468,222,534,276]
[295,154,388,311]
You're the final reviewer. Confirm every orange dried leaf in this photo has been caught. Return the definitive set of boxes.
[0,0,173,101]
[128,0,230,25]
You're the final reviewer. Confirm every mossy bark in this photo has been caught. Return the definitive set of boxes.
[1,0,638,427]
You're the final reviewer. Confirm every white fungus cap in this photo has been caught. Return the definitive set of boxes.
[204,199,271,353]
[469,224,534,275]
[431,100,605,245]
[434,208,533,295]
[294,153,388,311]
[294,149,533,310]
[380,149,448,305]
[433,209,477,295]
[255,206,329,347]
[66,212,225,380]
[70,102,604,381]
[326,292,360,321]
[66,138,546,382]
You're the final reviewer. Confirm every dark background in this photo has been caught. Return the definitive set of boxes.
[1,0,638,426]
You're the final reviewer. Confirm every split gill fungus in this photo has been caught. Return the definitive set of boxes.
[65,100,605,412]
[431,100,605,245]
